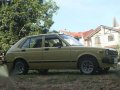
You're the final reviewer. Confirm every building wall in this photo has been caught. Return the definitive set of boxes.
[87,26,120,48]
[79,37,84,45]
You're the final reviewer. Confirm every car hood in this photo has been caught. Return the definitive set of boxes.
[70,46,116,51]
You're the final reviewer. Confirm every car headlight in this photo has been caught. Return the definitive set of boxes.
[105,49,118,56]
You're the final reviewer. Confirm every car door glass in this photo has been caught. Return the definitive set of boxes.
[21,39,30,48]
[45,35,67,47]
[30,37,42,48]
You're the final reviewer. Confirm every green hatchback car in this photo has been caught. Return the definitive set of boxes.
[5,34,118,75]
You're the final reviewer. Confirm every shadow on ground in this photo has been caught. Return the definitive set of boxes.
[1,68,120,90]
[25,69,119,76]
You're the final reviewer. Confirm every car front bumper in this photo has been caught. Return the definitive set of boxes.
[102,56,118,64]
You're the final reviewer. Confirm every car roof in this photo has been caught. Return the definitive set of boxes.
[25,33,62,38]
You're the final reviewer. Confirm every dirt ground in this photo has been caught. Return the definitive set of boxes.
[1,68,120,90]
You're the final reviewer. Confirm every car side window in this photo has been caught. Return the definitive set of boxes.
[45,35,67,47]
[30,37,42,48]
[21,39,30,48]
[21,37,42,48]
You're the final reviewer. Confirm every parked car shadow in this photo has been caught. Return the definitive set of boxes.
[28,70,81,76]
[25,69,119,76]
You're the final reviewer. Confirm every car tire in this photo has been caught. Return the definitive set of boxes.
[37,69,48,74]
[79,57,98,75]
[13,60,28,75]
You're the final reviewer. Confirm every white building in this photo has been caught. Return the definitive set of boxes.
[59,18,120,49]
[84,25,120,49]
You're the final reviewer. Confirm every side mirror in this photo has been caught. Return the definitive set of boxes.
[56,43,62,48]
[58,45,62,48]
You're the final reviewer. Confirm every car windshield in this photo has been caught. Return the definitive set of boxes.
[60,34,83,46]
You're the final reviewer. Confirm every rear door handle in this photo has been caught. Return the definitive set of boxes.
[21,49,26,52]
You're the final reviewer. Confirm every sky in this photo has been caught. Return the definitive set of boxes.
[50,0,120,32]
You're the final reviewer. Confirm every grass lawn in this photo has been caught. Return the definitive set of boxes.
[0,69,120,90]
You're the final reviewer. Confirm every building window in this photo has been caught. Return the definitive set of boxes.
[95,36,101,44]
[108,35,114,42]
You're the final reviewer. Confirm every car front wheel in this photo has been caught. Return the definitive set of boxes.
[79,57,98,75]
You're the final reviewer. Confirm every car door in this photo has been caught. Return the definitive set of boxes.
[20,36,43,69]
[42,35,72,69]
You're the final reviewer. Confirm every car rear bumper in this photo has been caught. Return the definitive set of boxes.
[0,60,7,64]
[0,55,6,65]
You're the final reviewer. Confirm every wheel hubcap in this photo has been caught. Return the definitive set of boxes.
[15,62,24,74]
[81,60,94,74]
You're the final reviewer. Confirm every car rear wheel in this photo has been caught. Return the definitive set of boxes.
[79,57,98,75]
[13,60,28,75]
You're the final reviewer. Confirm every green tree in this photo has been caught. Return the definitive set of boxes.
[0,0,58,51]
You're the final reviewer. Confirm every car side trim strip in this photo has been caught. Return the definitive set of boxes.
[6,60,76,63]
[28,60,76,63]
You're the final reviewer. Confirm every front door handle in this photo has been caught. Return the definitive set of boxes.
[21,49,26,52]
[44,48,49,51]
